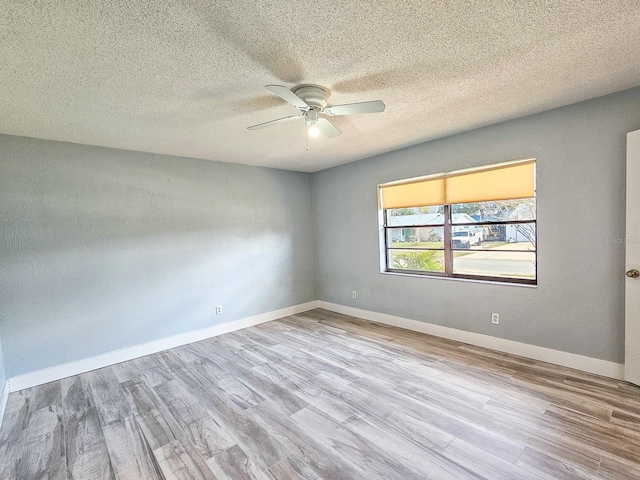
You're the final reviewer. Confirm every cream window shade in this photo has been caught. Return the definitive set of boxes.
[380,177,445,209]
[380,160,535,208]
[445,161,535,204]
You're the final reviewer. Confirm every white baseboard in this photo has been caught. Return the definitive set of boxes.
[0,380,9,429]
[319,301,625,380]
[8,301,320,392]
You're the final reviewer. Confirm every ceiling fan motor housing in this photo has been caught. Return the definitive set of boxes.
[292,85,330,109]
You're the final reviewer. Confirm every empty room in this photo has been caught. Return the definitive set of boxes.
[1,1,640,479]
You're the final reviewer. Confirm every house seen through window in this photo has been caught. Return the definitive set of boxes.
[379,159,536,284]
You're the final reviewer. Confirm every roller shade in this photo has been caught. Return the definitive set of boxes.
[380,160,535,208]
[380,177,445,209]
[445,161,535,204]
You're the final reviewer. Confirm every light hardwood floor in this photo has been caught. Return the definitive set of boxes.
[1,309,639,479]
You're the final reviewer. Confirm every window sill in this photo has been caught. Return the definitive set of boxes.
[380,270,538,288]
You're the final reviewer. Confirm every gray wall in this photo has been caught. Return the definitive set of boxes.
[312,88,640,364]
[0,337,5,391]
[0,135,317,377]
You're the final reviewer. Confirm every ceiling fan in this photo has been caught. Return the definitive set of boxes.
[247,84,385,138]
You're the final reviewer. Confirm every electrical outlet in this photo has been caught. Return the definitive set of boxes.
[491,312,500,324]
[216,305,223,315]
[352,291,357,299]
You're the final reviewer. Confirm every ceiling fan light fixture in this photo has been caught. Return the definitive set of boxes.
[305,109,320,138]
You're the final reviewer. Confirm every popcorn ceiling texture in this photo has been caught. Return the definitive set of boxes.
[1,1,639,172]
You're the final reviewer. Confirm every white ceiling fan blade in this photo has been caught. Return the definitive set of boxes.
[323,100,385,116]
[265,85,309,109]
[317,117,342,138]
[247,115,302,130]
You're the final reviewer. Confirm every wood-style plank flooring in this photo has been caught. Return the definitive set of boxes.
[1,309,640,479]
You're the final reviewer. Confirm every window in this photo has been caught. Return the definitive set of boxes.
[379,159,536,284]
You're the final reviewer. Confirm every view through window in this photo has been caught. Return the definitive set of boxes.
[380,160,536,284]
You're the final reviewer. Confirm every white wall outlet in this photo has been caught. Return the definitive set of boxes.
[216,305,223,315]
[491,312,500,324]
[352,291,357,299]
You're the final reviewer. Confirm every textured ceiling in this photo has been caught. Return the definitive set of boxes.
[1,1,640,172]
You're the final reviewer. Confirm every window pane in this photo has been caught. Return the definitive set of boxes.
[386,206,444,226]
[453,251,536,280]
[387,227,444,249]
[389,249,445,272]
[451,198,536,223]
[481,223,536,250]
[450,223,536,250]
